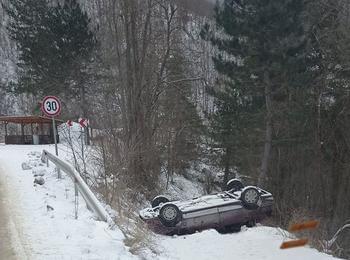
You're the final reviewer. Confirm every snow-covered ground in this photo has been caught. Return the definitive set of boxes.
[0,144,135,260]
[0,143,341,260]
[150,227,338,260]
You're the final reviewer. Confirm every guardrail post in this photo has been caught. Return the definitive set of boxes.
[57,167,61,179]
[74,178,78,219]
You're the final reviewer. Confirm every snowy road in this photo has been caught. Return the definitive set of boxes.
[0,167,17,259]
[0,163,29,259]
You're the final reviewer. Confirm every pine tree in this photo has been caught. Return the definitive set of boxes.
[207,82,261,186]
[5,0,96,99]
[201,0,307,185]
[5,0,52,94]
[160,46,203,186]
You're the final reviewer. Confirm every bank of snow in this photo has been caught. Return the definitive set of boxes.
[148,226,338,260]
[0,144,135,260]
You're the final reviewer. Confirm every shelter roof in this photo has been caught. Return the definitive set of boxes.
[0,115,64,125]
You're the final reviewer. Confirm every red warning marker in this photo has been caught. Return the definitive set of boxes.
[289,220,319,232]
[280,239,309,249]
[78,118,89,128]
[67,120,73,127]
[280,220,319,250]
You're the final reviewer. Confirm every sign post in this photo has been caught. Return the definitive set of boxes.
[41,96,62,178]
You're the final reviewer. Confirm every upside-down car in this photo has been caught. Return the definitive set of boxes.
[139,179,273,235]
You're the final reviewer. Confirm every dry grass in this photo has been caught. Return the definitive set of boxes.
[109,190,160,257]
[123,219,159,256]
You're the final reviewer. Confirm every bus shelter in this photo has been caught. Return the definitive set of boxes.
[0,116,63,145]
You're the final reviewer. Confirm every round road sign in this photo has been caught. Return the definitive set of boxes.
[41,96,61,117]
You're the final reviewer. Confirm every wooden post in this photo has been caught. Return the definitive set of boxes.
[4,122,8,144]
[30,123,34,144]
[21,123,24,144]
[40,123,44,135]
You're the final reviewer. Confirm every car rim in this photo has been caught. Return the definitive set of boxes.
[245,189,258,203]
[163,206,177,221]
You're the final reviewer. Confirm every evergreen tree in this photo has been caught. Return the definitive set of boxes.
[207,82,261,186]
[160,46,203,186]
[5,0,96,99]
[201,0,307,184]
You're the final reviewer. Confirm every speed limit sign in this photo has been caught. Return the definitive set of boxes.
[41,96,61,117]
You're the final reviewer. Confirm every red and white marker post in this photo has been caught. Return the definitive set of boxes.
[67,120,73,127]
[78,118,89,128]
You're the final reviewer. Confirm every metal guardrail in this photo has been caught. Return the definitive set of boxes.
[324,223,350,251]
[41,149,111,223]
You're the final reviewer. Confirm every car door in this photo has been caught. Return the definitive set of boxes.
[182,206,220,230]
[218,201,245,227]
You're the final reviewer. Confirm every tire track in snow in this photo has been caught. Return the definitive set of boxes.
[0,164,31,259]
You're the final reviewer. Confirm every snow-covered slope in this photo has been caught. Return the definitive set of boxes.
[148,227,338,260]
[0,144,135,260]
[0,144,341,260]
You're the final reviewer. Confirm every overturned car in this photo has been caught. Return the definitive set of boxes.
[139,179,273,235]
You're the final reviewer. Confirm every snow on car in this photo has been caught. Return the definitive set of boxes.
[139,179,273,235]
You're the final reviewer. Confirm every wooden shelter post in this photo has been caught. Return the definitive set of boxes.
[21,123,24,143]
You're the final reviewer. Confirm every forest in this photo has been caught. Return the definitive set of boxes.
[0,0,350,258]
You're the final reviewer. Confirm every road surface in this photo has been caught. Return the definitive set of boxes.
[0,165,29,259]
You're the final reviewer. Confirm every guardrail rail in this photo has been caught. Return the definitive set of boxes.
[41,149,112,223]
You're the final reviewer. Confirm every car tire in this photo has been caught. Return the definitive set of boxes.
[222,224,241,233]
[240,187,260,210]
[218,224,241,234]
[151,195,170,208]
[246,219,256,228]
[158,203,182,227]
[226,179,244,192]
[230,224,242,232]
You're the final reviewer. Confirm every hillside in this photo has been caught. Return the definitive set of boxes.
[1,0,350,259]
[0,144,340,260]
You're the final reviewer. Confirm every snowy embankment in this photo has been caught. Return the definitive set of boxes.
[150,226,338,260]
[0,144,340,260]
[0,144,135,260]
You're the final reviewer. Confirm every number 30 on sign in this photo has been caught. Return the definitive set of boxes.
[41,96,61,117]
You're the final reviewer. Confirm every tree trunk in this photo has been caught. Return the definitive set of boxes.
[223,146,231,188]
[258,72,273,186]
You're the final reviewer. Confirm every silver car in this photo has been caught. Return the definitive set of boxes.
[139,179,273,235]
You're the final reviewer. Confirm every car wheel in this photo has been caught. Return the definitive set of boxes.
[226,179,244,192]
[229,224,242,232]
[158,203,182,227]
[246,219,256,227]
[240,187,260,210]
[218,224,241,233]
[151,195,170,208]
